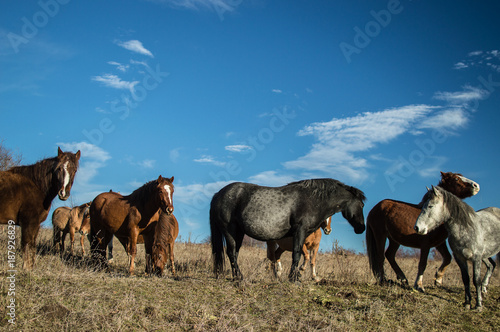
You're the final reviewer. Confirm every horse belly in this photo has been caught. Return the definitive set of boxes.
[240,191,296,240]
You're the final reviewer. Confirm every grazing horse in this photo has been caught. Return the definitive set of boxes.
[89,176,174,275]
[267,216,332,281]
[366,172,479,291]
[52,202,91,257]
[415,186,500,310]
[151,213,179,276]
[0,147,80,270]
[210,179,366,282]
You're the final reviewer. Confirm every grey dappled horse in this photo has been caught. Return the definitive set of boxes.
[210,179,366,282]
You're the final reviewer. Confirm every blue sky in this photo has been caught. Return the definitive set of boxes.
[1,0,500,253]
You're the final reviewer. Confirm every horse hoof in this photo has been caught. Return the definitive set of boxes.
[474,305,483,312]
[464,303,471,310]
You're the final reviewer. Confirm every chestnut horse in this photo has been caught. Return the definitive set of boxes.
[151,213,179,276]
[52,202,91,257]
[0,147,80,269]
[89,176,174,275]
[267,216,332,281]
[366,172,480,291]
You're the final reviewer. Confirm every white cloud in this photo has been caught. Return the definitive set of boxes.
[138,159,156,169]
[225,144,252,153]
[417,108,469,131]
[115,40,154,57]
[283,105,435,182]
[148,0,239,14]
[194,155,226,167]
[247,171,296,187]
[453,62,468,70]
[91,73,139,91]
[108,61,129,72]
[433,85,489,105]
[272,89,282,94]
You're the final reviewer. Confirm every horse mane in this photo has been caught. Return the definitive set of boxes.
[127,180,157,203]
[153,214,172,250]
[8,157,58,194]
[438,187,475,228]
[288,179,366,202]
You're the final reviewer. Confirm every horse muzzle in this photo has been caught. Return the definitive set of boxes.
[354,225,365,234]
[58,189,70,201]
[414,225,428,235]
[323,229,332,235]
[163,206,174,215]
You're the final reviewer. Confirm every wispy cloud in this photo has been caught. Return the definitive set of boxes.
[148,0,240,14]
[433,85,489,105]
[115,40,154,58]
[248,171,296,187]
[453,50,500,72]
[225,144,252,153]
[194,155,226,167]
[283,105,436,182]
[91,73,139,91]
[108,61,130,72]
[272,89,282,94]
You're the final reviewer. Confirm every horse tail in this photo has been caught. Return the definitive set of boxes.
[210,196,225,279]
[366,207,384,283]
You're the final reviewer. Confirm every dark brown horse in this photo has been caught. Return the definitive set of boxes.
[52,202,91,256]
[89,176,174,275]
[0,147,80,269]
[366,172,480,291]
[151,213,179,276]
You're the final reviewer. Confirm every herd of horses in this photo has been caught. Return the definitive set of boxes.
[1,147,499,310]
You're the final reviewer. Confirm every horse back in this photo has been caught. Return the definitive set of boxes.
[0,171,47,224]
[52,206,71,230]
[90,191,132,233]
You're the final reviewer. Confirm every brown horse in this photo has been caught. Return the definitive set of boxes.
[151,213,179,276]
[89,175,174,275]
[267,216,332,281]
[52,202,91,256]
[366,171,480,291]
[0,147,80,270]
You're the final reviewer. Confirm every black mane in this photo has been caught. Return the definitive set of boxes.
[437,187,475,227]
[288,178,366,202]
[8,157,58,194]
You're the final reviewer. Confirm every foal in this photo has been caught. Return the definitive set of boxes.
[267,216,332,281]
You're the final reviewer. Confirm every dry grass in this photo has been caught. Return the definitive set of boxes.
[1,228,500,331]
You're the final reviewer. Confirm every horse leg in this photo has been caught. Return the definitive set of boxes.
[127,229,140,276]
[21,222,39,270]
[168,241,176,276]
[300,245,309,272]
[310,245,320,282]
[454,254,472,309]
[434,242,452,286]
[107,236,114,262]
[143,232,154,275]
[69,229,75,256]
[225,230,244,280]
[385,240,408,286]
[413,246,430,292]
[266,241,278,278]
[289,229,307,282]
[472,259,483,310]
[275,247,285,278]
[80,234,85,256]
[61,230,67,258]
[480,257,495,296]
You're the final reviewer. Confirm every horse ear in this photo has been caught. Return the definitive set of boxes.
[157,175,163,182]
[169,176,174,183]
[426,186,431,192]
[431,185,439,196]
[75,150,81,160]
[58,146,63,158]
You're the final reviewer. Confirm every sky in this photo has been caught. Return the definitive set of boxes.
[1,0,500,253]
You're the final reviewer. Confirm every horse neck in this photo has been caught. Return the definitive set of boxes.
[9,158,58,209]
[127,183,160,219]
[441,191,476,231]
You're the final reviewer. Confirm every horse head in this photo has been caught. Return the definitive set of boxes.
[54,147,81,201]
[321,216,332,235]
[439,171,479,199]
[79,202,92,235]
[341,196,366,235]
[156,175,174,215]
[414,185,446,235]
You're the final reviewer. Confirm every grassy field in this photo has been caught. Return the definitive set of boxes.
[1,228,499,331]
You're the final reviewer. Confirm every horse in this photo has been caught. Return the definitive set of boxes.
[89,176,174,275]
[210,178,366,282]
[0,147,80,270]
[52,202,91,257]
[414,186,500,310]
[267,216,332,281]
[151,213,179,276]
[366,172,479,291]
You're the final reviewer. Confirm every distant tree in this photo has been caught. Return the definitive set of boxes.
[0,140,22,170]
